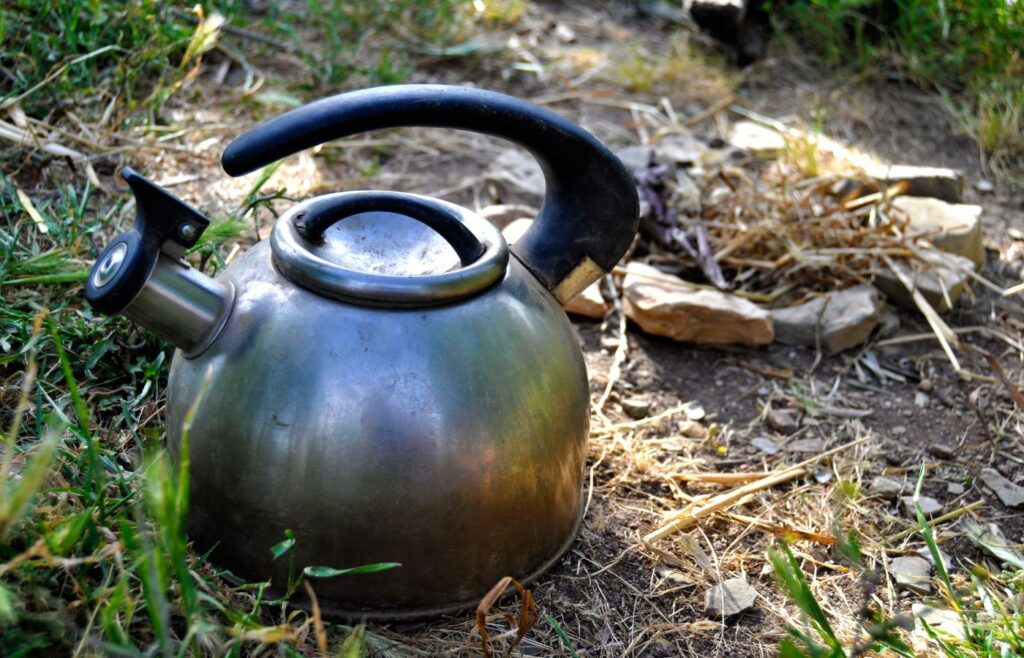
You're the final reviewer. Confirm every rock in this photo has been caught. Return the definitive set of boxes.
[750,436,780,455]
[975,180,994,194]
[902,495,942,517]
[678,420,707,438]
[916,546,953,572]
[866,165,965,203]
[728,120,786,159]
[927,443,956,459]
[869,476,905,498]
[484,148,545,206]
[891,556,932,594]
[872,250,974,313]
[481,204,536,229]
[891,196,985,268]
[947,482,965,495]
[654,131,706,167]
[771,286,884,354]
[914,392,929,408]
[622,263,773,347]
[565,282,608,319]
[979,468,1024,507]
[615,145,658,175]
[918,379,933,392]
[786,437,824,453]
[877,309,901,338]
[501,217,533,244]
[621,398,652,420]
[704,577,758,617]
[765,407,798,434]
[913,604,965,640]
[505,219,609,319]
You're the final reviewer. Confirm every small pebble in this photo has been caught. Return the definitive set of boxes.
[621,398,651,419]
[600,336,620,351]
[678,420,706,439]
[927,443,956,460]
[765,407,799,434]
[914,392,929,407]
[869,476,904,497]
[751,436,780,455]
[975,179,994,193]
[902,495,942,517]
[892,426,907,436]
[892,556,933,594]
[705,578,758,617]
[947,482,965,495]
[919,379,934,392]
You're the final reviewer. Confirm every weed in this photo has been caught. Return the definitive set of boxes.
[768,0,1024,173]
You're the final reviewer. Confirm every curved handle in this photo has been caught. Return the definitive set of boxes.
[222,85,639,303]
[296,192,484,265]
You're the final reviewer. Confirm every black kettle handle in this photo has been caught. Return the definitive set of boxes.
[221,85,638,302]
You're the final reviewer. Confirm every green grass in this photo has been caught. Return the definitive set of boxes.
[0,1,495,654]
[769,466,1024,657]
[768,0,1024,175]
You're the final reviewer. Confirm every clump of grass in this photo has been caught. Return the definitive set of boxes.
[768,0,1024,175]
[770,466,1024,657]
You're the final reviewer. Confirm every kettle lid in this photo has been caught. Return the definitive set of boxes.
[270,191,508,307]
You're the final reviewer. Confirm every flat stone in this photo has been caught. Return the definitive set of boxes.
[979,468,1024,507]
[765,407,799,434]
[565,282,608,319]
[902,495,943,517]
[913,604,965,639]
[728,120,786,159]
[892,196,985,268]
[621,397,652,420]
[501,217,533,244]
[892,556,932,594]
[771,286,884,354]
[786,437,824,453]
[750,436,780,455]
[504,219,608,319]
[873,250,974,313]
[916,546,953,572]
[867,165,965,203]
[927,443,956,459]
[484,148,545,206]
[654,131,706,166]
[678,420,707,438]
[705,577,758,617]
[870,476,905,498]
[947,482,965,495]
[622,263,773,347]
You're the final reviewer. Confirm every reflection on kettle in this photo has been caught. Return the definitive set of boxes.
[85,84,639,619]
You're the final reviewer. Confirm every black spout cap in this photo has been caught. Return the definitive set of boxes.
[85,168,211,315]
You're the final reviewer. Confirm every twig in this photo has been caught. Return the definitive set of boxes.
[886,500,985,543]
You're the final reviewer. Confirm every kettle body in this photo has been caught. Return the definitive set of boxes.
[85,85,638,618]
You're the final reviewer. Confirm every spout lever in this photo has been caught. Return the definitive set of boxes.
[86,168,211,315]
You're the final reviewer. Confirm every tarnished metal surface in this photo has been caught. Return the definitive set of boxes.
[121,256,233,355]
[165,239,589,618]
[271,194,510,307]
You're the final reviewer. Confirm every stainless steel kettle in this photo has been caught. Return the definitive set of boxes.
[85,85,639,619]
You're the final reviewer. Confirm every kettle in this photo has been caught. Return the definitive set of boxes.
[85,85,639,619]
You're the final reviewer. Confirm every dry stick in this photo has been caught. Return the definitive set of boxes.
[591,403,690,438]
[643,437,869,544]
[881,254,961,371]
[886,500,985,544]
[672,471,776,484]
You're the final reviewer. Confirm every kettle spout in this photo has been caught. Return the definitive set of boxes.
[86,168,234,355]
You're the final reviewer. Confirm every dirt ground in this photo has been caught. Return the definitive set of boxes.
[47,1,1024,655]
